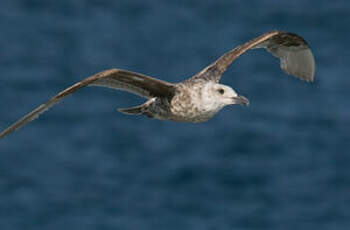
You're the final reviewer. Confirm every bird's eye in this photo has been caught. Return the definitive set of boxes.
[218,89,225,95]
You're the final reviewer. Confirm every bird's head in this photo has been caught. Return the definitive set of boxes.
[202,83,249,111]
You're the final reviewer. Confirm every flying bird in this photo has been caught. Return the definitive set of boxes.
[0,31,315,139]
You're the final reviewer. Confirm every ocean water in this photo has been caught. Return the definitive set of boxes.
[0,0,349,229]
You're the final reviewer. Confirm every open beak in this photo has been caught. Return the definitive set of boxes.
[232,95,249,106]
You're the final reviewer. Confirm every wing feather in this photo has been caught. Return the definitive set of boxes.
[0,69,175,139]
[192,31,315,82]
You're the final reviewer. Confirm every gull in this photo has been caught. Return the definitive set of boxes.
[0,31,315,139]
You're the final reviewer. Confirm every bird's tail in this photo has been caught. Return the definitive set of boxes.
[118,104,145,115]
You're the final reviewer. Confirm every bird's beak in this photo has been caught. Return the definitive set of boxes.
[232,95,249,106]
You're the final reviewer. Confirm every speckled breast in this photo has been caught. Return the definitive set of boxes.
[168,82,217,123]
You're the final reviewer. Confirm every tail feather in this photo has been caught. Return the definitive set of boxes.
[118,105,144,115]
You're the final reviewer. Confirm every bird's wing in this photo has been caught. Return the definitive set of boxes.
[192,31,315,82]
[0,68,175,139]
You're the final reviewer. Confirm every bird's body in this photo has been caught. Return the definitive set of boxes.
[169,80,217,122]
[0,31,315,139]
[136,79,237,123]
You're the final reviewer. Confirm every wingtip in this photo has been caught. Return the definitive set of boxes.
[0,129,10,140]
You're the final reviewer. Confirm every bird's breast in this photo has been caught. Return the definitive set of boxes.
[169,87,217,123]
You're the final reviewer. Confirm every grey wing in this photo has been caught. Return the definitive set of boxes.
[192,31,315,82]
[0,68,175,139]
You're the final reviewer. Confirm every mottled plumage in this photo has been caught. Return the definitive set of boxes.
[0,31,315,139]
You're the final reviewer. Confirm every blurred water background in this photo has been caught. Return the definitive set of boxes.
[0,0,349,229]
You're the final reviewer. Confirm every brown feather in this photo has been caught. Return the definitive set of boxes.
[192,31,315,82]
[0,69,174,139]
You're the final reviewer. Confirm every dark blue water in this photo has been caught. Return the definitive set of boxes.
[0,0,349,229]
